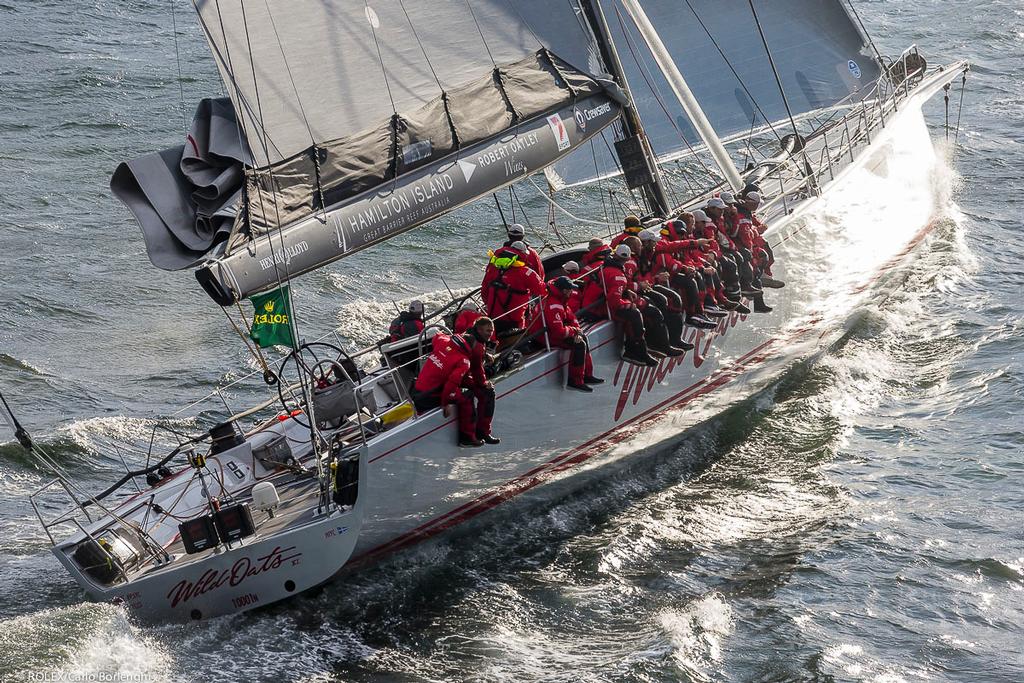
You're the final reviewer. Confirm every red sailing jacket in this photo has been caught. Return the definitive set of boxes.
[581,258,634,316]
[481,249,547,327]
[530,284,582,344]
[502,240,545,280]
[735,207,767,250]
[413,333,473,405]
[610,229,643,249]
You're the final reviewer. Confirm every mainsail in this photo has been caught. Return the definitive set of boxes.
[554,0,883,186]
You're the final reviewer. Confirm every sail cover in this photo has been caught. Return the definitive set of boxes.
[192,0,607,233]
[554,0,882,185]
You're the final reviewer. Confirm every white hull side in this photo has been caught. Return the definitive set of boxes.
[348,98,943,565]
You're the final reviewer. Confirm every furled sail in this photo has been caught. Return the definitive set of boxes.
[191,0,611,233]
[554,0,883,186]
[113,0,632,300]
[156,0,628,304]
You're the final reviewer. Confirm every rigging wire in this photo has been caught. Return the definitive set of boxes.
[844,0,887,76]
[954,73,967,148]
[231,0,328,469]
[262,0,327,221]
[167,0,187,131]
[746,0,800,142]
[746,0,819,195]
[464,0,497,67]
[681,0,782,145]
[527,176,619,228]
[612,5,717,191]
[191,2,284,163]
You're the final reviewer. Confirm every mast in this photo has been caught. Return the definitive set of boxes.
[618,0,745,192]
[580,0,671,217]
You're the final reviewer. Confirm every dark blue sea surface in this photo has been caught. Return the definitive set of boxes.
[1,1,1021,681]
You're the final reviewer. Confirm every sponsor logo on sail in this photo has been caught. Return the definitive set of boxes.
[848,59,862,79]
[574,108,587,132]
[547,114,571,151]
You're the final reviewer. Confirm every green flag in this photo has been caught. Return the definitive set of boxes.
[249,286,294,348]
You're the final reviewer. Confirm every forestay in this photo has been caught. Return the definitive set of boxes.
[553,0,883,186]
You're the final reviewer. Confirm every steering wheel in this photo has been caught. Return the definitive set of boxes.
[275,342,357,428]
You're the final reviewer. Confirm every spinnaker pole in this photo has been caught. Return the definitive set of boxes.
[618,0,745,192]
[580,0,672,217]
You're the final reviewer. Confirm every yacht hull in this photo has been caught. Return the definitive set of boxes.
[52,66,960,623]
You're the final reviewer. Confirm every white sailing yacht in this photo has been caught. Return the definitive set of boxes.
[2,0,968,623]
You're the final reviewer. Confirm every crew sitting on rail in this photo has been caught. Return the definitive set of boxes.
[411,317,498,448]
[722,191,772,313]
[580,243,674,367]
[539,276,604,392]
[648,219,721,330]
[668,213,735,321]
[503,223,544,280]
[702,199,746,308]
[736,190,784,291]
[634,230,696,351]
[481,240,546,340]
[610,214,644,249]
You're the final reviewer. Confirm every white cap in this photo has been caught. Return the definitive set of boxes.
[509,240,527,252]
[614,243,631,259]
[460,300,479,312]
[745,191,762,204]
[720,191,735,204]
[706,197,726,209]
[562,260,580,273]
[691,209,711,224]
[507,223,525,237]
[639,228,660,242]
[409,299,424,315]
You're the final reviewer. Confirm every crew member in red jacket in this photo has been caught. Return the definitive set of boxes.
[561,260,584,313]
[540,276,604,392]
[502,223,544,280]
[734,191,781,312]
[411,318,498,448]
[610,214,644,249]
[481,241,546,336]
[579,243,673,366]
[580,238,610,273]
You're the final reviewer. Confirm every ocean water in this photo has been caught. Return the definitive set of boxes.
[1,1,1022,682]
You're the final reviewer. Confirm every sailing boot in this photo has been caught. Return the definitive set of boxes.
[622,339,659,367]
[478,433,501,445]
[702,304,729,319]
[665,310,695,351]
[752,292,773,313]
[646,322,685,357]
[686,313,718,330]
[581,355,605,384]
[567,362,594,392]
[732,301,752,315]
[760,275,785,288]
[458,434,485,448]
